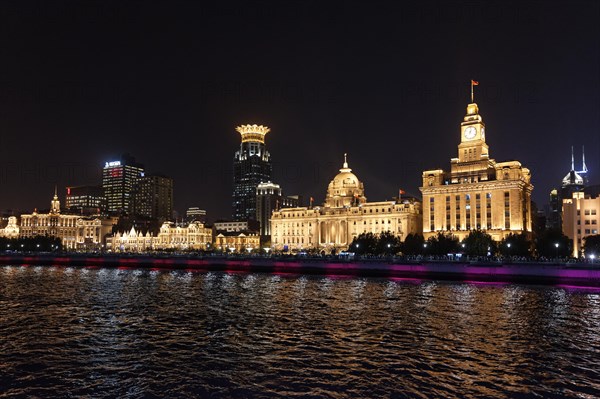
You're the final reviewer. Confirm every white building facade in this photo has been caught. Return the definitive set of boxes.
[270,155,422,252]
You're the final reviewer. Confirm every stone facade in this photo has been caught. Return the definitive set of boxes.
[562,192,600,257]
[106,221,212,252]
[19,191,116,250]
[0,216,19,238]
[215,232,261,253]
[270,155,422,252]
[420,102,533,241]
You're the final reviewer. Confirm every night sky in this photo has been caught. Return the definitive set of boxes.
[0,1,598,221]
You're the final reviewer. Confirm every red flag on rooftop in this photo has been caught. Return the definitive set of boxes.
[471,80,479,85]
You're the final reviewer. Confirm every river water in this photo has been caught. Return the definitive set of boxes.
[1,265,600,398]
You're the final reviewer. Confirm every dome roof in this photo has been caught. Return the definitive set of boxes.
[324,154,366,208]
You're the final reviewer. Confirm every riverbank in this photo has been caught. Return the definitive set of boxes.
[1,253,600,287]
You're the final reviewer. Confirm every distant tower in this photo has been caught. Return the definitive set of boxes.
[560,146,585,201]
[102,154,145,215]
[232,124,272,221]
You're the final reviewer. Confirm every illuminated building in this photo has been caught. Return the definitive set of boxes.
[420,96,533,241]
[19,190,116,250]
[270,155,422,252]
[105,221,212,252]
[102,155,145,215]
[548,146,589,231]
[215,231,260,253]
[134,174,174,221]
[65,185,106,215]
[213,220,259,233]
[0,216,19,238]
[155,221,212,250]
[560,146,587,200]
[186,207,207,223]
[74,217,118,250]
[256,181,301,239]
[562,192,599,257]
[106,227,154,252]
[232,124,272,221]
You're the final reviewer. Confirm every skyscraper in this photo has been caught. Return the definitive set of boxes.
[560,146,587,201]
[134,174,174,222]
[232,124,272,221]
[547,146,588,230]
[102,154,145,215]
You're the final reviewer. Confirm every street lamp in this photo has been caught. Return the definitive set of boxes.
[507,242,511,258]
[554,242,559,259]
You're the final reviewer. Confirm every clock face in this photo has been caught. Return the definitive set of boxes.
[464,126,477,140]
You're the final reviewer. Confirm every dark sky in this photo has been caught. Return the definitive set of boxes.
[0,0,598,221]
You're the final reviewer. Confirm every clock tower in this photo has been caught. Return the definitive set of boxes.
[420,83,533,242]
[457,102,489,163]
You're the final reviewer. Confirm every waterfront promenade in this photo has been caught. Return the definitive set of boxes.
[1,253,599,288]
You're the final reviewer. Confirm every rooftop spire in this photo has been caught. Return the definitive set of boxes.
[339,153,352,173]
[582,145,588,173]
[571,146,575,171]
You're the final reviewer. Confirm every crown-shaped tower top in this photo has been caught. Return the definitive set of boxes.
[236,124,270,144]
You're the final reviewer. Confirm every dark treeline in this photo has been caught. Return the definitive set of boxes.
[348,229,598,259]
[0,236,63,252]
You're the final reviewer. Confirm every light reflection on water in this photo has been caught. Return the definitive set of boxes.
[1,265,600,398]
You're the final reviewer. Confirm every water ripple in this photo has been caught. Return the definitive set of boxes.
[1,266,600,398]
